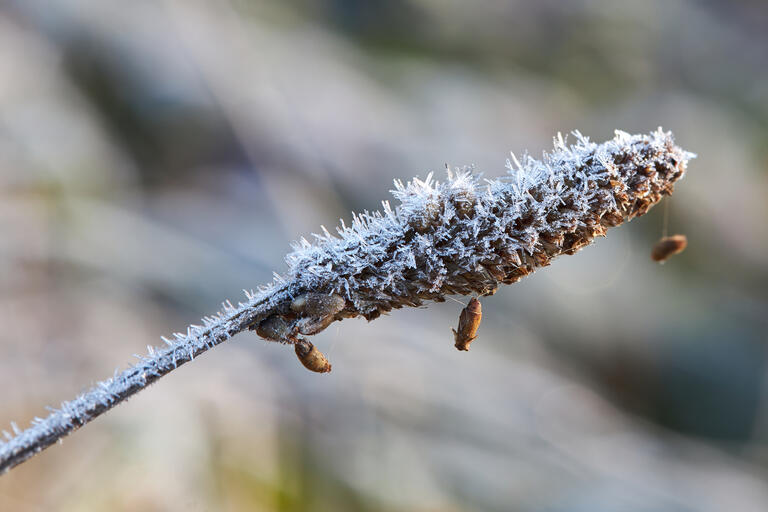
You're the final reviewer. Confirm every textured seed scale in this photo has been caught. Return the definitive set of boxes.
[285,129,695,320]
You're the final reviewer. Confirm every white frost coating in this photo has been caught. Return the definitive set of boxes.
[0,279,294,473]
[284,128,695,316]
[0,128,695,474]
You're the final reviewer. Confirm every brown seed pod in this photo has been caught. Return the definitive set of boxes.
[291,293,346,318]
[253,314,295,342]
[289,293,346,336]
[295,315,337,336]
[453,297,482,351]
[294,339,332,373]
[651,234,687,263]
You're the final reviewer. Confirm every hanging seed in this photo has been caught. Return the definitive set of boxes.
[294,339,332,373]
[453,297,482,351]
[651,234,687,263]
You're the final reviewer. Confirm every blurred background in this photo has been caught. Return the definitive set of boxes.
[1,0,767,510]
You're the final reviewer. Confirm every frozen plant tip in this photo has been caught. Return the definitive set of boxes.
[0,128,695,474]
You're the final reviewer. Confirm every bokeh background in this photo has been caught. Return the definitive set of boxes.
[1,1,767,510]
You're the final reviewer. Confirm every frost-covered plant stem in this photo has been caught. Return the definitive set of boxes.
[0,285,294,474]
[0,129,694,474]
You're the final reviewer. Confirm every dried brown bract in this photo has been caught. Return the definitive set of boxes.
[453,297,482,351]
[252,314,296,342]
[651,234,687,263]
[291,293,345,317]
[295,315,336,336]
[294,339,332,373]
[290,292,346,336]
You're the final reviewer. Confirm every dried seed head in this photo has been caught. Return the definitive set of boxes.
[294,339,332,373]
[651,234,687,263]
[453,297,482,351]
[283,129,694,321]
[253,315,296,342]
[291,293,346,317]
